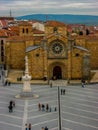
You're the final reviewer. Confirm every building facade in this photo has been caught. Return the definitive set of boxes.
[5,21,98,81]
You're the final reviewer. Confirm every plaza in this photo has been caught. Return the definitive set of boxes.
[0,68,98,130]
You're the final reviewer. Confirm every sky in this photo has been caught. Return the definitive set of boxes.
[0,0,98,17]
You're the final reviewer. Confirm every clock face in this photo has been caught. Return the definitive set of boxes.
[52,42,63,54]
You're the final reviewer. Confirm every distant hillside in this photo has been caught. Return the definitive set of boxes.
[16,14,98,26]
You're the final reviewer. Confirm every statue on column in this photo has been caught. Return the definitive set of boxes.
[22,56,31,92]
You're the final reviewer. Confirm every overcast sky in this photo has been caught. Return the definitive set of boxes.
[0,0,98,17]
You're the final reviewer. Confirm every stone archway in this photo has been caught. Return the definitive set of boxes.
[53,66,62,79]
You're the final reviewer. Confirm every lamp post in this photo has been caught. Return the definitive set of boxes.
[58,86,61,130]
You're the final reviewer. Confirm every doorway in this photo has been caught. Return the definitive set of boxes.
[53,66,62,79]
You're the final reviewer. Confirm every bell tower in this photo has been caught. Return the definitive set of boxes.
[19,21,33,36]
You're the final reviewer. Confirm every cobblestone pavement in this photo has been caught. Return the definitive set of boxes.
[0,69,98,130]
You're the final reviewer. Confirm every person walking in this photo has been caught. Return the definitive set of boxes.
[42,104,45,111]
[25,124,28,130]
[81,79,85,88]
[38,103,41,111]
[46,104,49,112]
[45,126,48,130]
[28,123,31,130]
[61,89,63,95]
[50,81,52,88]
[42,127,44,130]
[8,105,13,112]
[63,89,66,95]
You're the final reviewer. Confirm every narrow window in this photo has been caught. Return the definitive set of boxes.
[75,53,79,57]
[26,28,28,33]
[1,40,4,45]
[23,28,24,33]
[1,56,4,62]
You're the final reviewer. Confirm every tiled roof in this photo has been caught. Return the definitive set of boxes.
[19,21,32,26]
[0,29,8,37]
[45,20,66,27]
[33,29,44,34]
[8,26,19,35]
[0,20,8,28]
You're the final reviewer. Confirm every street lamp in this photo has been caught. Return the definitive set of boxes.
[58,86,61,130]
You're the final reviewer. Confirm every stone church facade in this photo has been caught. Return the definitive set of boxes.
[5,21,98,81]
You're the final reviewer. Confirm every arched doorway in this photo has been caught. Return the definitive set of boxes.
[53,66,62,79]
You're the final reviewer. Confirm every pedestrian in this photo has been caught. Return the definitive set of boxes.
[28,123,31,130]
[8,105,13,112]
[61,89,63,95]
[50,82,52,88]
[38,103,41,111]
[63,89,66,95]
[46,103,49,112]
[0,75,1,79]
[8,81,11,86]
[45,126,48,130]
[81,79,85,88]
[54,107,57,111]
[42,104,45,111]
[42,127,44,130]
[25,124,28,130]
[10,100,13,106]
[82,82,84,88]
[4,80,7,86]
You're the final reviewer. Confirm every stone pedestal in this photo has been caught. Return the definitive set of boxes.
[15,56,39,99]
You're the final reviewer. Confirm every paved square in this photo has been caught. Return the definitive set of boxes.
[0,77,98,130]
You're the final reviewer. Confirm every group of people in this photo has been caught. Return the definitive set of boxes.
[4,80,11,86]
[38,103,57,112]
[61,89,66,95]
[42,126,48,130]
[25,123,31,130]
[8,100,15,113]
[17,77,22,81]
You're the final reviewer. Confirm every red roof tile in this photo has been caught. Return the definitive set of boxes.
[45,20,66,27]
[0,29,8,37]
[33,29,44,34]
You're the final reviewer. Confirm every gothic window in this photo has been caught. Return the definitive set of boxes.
[51,40,64,55]
[1,46,4,51]
[26,28,28,33]
[52,43,63,54]
[23,28,24,33]
[1,40,4,45]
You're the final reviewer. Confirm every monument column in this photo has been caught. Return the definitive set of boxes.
[43,39,48,80]
[22,56,31,92]
[15,55,39,99]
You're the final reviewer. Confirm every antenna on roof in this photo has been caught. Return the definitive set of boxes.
[10,9,12,17]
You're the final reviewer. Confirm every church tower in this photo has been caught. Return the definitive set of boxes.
[19,21,33,36]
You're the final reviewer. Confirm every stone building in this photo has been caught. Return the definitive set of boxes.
[0,30,8,65]
[5,20,98,81]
